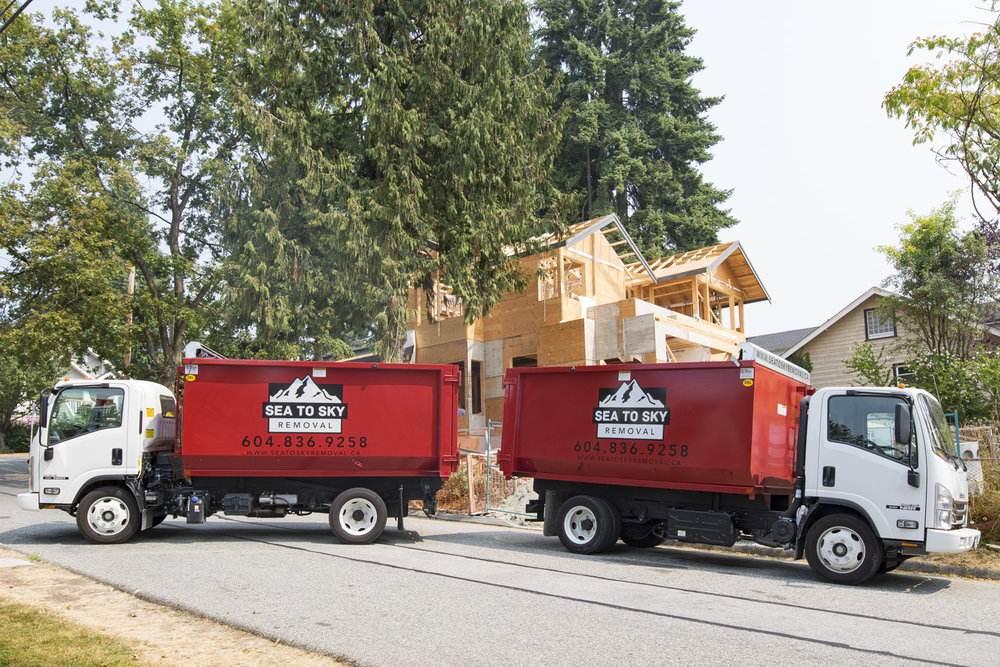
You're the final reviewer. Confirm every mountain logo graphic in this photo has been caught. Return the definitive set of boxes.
[598,379,665,408]
[269,376,340,403]
[593,380,669,441]
[262,376,347,433]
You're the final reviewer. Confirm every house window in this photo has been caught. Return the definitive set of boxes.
[864,308,895,340]
[894,363,915,385]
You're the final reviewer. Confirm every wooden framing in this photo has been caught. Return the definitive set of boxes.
[405,216,769,428]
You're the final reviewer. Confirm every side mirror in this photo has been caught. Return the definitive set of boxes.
[894,402,912,445]
[43,447,53,461]
[908,469,920,488]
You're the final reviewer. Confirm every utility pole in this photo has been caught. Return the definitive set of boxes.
[124,266,135,370]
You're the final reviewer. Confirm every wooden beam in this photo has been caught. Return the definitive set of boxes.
[663,337,677,363]
[557,250,565,297]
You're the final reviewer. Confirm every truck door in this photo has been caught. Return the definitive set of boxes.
[812,393,924,541]
[38,385,133,506]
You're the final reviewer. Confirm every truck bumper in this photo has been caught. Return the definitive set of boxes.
[16,492,40,511]
[925,527,980,553]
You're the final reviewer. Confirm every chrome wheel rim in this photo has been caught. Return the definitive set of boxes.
[87,497,131,536]
[816,526,865,573]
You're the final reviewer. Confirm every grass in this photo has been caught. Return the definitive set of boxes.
[0,600,144,666]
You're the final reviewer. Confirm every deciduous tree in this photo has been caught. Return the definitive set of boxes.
[884,7,1000,245]
[878,198,997,362]
[1,1,242,384]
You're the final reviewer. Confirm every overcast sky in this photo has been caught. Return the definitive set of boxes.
[681,1,994,336]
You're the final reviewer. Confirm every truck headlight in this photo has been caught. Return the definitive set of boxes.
[933,483,954,530]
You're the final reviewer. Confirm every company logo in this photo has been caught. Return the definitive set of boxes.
[262,376,348,433]
[592,380,670,440]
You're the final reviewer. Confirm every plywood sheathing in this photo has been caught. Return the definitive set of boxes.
[406,215,767,423]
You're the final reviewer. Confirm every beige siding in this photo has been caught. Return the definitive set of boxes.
[800,295,913,389]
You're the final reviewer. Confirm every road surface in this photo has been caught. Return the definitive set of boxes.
[1,456,997,666]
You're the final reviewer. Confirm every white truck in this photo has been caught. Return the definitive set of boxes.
[499,346,982,584]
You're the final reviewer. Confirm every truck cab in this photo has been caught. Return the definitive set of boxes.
[801,386,979,579]
[18,379,176,540]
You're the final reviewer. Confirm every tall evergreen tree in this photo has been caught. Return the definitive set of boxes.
[229,0,565,359]
[535,0,736,257]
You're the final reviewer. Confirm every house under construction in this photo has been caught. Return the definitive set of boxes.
[406,214,769,432]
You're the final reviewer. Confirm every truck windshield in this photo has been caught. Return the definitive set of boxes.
[918,394,959,464]
[47,387,124,445]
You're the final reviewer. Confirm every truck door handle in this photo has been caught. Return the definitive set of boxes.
[822,466,835,487]
[111,448,123,466]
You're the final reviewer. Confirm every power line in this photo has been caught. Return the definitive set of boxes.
[0,0,35,38]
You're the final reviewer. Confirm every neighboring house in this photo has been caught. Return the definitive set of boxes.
[60,351,117,382]
[748,287,1000,389]
[407,213,769,430]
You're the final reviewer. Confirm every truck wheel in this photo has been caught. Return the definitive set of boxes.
[620,521,663,548]
[556,495,620,554]
[330,488,387,544]
[804,514,882,585]
[76,486,140,544]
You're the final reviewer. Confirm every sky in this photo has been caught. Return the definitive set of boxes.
[681,1,994,336]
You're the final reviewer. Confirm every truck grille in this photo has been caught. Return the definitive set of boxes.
[952,501,968,528]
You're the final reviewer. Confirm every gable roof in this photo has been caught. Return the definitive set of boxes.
[547,214,656,282]
[747,327,817,354]
[783,287,892,357]
[624,241,770,304]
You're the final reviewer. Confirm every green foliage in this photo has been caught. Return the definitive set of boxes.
[1,424,31,453]
[848,199,1000,420]
[228,0,566,360]
[787,351,813,373]
[884,10,1000,232]
[844,342,895,387]
[907,351,985,422]
[534,0,736,257]
[878,197,997,361]
[1,1,242,384]
[974,352,1000,421]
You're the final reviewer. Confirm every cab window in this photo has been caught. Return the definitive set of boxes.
[47,387,125,445]
[827,395,916,465]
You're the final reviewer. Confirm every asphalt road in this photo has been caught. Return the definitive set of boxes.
[2,455,999,666]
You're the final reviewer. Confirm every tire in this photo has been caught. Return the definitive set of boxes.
[804,513,882,585]
[620,521,664,548]
[556,495,621,554]
[76,486,140,544]
[329,488,387,544]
